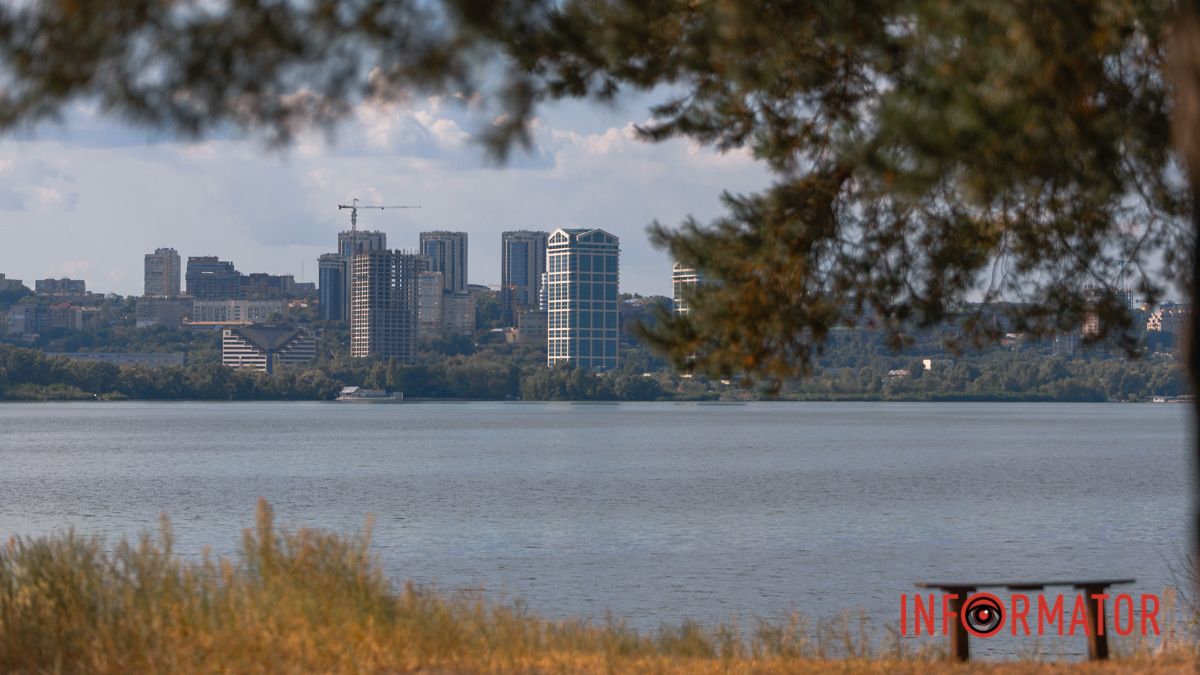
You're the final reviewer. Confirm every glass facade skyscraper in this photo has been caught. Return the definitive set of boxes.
[545,228,619,371]
[419,231,468,293]
[500,230,548,326]
[185,256,243,300]
[318,253,345,321]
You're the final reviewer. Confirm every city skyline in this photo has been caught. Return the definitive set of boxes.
[0,93,770,298]
[2,223,683,300]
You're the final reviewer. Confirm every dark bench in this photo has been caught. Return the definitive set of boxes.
[914,578,1135,661]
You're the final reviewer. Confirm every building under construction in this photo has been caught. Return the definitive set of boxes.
[350,250,428,362]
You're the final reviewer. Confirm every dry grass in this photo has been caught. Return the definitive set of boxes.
[0,500,1195,674]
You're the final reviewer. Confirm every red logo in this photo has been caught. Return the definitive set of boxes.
[899,592,1160,637]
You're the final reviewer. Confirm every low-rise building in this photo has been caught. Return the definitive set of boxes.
[191,299,284,323]
[417,273,476,339]
[221,324,316,373]
[242,273,296,300]
[0,274,26,293]
[515,308,547,345]
[35,278,86,297]
[7,303,84,334]
[10,305,41,335]
[136,296,194,329]
[443,291,475,336]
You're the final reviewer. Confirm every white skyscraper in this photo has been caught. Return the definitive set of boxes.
[545,228,620,371]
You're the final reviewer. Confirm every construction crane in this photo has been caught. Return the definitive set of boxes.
[337,197,420,233]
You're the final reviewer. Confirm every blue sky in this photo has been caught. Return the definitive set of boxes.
[0,89,770,297]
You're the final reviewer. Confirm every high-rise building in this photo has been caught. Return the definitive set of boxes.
[328,230,388,322]
[500,230,548,325]
[671,264,702,316]
[417,271,445,338]
[144,248,181,297]
[350,250,428,362]
[338,230,387,259]
[318,253,345,321]
[221,324,315,373]
[419,231,468,293]
[545,228,620,371]
[186,256,243,300]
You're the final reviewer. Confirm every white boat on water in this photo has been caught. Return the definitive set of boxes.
[336,386,403,403]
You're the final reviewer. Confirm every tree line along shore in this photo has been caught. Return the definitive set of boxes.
[0,325,1187,402]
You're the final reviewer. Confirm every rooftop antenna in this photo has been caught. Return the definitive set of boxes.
[337,197,420,233]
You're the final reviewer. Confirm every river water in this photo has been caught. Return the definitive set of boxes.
[0,401,1192,658]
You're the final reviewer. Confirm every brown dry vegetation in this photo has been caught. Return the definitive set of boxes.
[0,500,1194,674]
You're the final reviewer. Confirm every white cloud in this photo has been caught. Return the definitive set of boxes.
[0,98,771,296]
[44,259,95,278]
[0,156,79,213]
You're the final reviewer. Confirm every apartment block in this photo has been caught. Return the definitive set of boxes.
[500,230,548,325]
[186,257,243,300]
[35,278,86,297]
[191,299,284,323]
[135,296,194,329]
[420,231,468,293]
[144,248,181,297]
[350,250,428,361]
[545,228,620,371]
[221,324,316,373]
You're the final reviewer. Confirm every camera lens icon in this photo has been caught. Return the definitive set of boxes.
[961,593,1004,638]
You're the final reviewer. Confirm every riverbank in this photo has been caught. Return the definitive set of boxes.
[0,501,1193,674]
[0,342,1190,403]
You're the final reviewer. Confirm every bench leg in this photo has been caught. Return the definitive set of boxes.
[949,593,969,661]
[1082,586,1109,660]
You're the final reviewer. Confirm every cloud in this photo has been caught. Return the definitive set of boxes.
[0,97,771,296]
[0,157,79,212]
[45,259,97,278]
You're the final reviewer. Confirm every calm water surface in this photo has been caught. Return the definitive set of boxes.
[0,401,1191,658]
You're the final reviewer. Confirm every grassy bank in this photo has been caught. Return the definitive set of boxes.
[0,501,1194,674]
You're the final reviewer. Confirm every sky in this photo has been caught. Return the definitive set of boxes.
[0,89,771,298]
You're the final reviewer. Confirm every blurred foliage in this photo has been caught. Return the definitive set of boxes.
[0,1,1194,385]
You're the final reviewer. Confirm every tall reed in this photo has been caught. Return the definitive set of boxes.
[0,500,1194,674]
